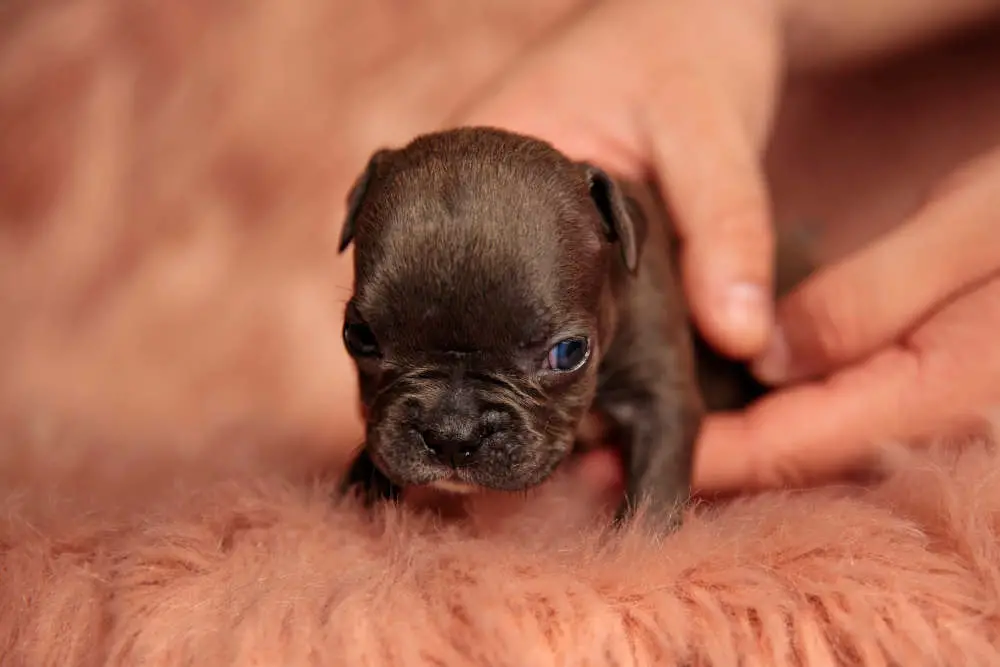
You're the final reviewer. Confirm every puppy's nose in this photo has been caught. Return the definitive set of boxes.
[420,429,482,467]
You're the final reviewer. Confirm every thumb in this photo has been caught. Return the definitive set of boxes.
[640,62,777,360]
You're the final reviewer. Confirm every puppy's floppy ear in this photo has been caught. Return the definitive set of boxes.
[338,149,390,254]
[582,164,641,273]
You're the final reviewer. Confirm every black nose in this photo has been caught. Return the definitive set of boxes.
[420,429,482,467]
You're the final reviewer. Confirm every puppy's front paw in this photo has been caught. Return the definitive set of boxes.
[339,449,401,508]
[613,490,687,535]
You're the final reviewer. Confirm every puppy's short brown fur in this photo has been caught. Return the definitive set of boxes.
[337,126,803,528]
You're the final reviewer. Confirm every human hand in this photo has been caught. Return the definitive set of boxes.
[694,146,1000,493]
[455,0,783,360]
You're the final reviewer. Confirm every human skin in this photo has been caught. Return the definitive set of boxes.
[459,0,1000,361]
[701,148,1000,492]
[456,0,1000,494]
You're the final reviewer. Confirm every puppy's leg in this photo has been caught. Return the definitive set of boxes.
[617,403,701,532]
[340,449,401,507]
[597,356,704,533]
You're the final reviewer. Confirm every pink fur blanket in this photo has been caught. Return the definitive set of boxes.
[3,435,999,666]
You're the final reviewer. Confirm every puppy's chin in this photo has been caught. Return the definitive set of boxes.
[425,479,481,495]
[366,430,450,488]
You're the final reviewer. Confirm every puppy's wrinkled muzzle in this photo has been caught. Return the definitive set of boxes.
[417,399,513,468]
[419,423,481,468]
[366,371,569,491]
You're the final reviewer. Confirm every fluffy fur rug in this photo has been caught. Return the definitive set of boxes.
[3,436,1000,666]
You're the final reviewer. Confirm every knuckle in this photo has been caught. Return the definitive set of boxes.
[697,197,775,281]
[784,273,865,366]
[743,447,808,490]
[736,408,812,491]
[709,185,772,240]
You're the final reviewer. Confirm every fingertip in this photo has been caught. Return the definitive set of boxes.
[644,92,776,359]
[570,447,624,492]
[691,413,760,494]
[722,280,774,355]
[750,324,791,385]
[684,254,775,360]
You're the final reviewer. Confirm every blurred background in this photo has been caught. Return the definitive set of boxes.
[0,0,998,482]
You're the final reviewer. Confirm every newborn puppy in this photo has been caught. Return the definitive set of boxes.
[336,126,778,528]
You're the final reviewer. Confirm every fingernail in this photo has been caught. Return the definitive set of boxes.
[751,326,790,385]
[724,282,769,340]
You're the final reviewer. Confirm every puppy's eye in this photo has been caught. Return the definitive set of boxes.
[343,321,380,358]
[545,336,590,372]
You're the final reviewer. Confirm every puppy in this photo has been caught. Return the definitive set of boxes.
[336,126,801,529]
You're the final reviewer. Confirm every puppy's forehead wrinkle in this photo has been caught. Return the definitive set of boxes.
[352,127,609,365]
[370,274,554,354]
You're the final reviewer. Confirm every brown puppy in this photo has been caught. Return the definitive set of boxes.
[336,126,799,529]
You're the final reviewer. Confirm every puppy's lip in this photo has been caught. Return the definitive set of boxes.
[425,479,480,495]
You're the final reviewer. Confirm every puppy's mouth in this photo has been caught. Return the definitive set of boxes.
[366,422,571,493]
[411,412,607,495]
[364,379,582,492]
[423,477,481,495]
[404,456,492,495]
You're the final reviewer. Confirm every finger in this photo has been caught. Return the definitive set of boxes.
[642,76,776,360]
[695,274,1000,494]
[567,447,624,498]
[694,348,920,493]
[459,1,779,360]
[753,147,1000,384]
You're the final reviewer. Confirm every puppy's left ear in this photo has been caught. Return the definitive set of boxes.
[583,164,642,273]
[338,149,390,254]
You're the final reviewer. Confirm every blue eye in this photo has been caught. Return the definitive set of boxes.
[546,337,590,372]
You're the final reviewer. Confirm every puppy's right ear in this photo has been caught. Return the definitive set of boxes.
[582,164,644,274]
[338,149,390,254]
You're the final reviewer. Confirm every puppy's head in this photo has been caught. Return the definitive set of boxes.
[338,127,644,492]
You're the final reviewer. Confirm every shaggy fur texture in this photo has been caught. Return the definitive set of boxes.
[2,435,1000,666]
